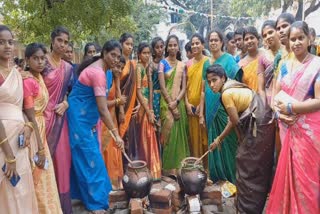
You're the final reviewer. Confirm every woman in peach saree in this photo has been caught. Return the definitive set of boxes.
[22,43,62,213]
[0,24,38,214]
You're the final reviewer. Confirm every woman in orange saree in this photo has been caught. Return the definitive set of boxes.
[267,21,320,214]
[22,43,62,213]
[118,33,139,162]
[102,58,126,190]
[0,25,38,214]
[135,42,161,179]
[185,33,208,160]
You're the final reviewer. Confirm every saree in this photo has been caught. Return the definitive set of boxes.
[42,59,73,213]
[135,63,161,180]
[67,69,113,210]
[119,60,137,138]
[267,57,320,214]
[22,72,62,214]
[222,80,275,214]
[160,61,190,175]
[0,68,38,214]
[101,82,123,190]
[151,63,161,149]
[186,57,208,159]
[204,53,239,184]
[239,56,259,91]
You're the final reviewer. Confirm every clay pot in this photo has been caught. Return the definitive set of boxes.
[178,157,207,196]
[122,160,153,198]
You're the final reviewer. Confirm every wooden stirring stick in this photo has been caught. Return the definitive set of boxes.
[194,150,210,165]
[109,130,133,164]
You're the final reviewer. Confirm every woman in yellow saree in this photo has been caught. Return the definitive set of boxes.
[185,33,208,161]
[22,43,62,213]
[239,26,266,96]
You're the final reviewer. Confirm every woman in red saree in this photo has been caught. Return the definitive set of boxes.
[42,27,73,214]
[267,21,320,214]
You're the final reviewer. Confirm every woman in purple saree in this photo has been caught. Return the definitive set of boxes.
[42,26,73,214]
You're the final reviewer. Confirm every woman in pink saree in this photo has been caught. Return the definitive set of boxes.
[267,21,320,214]
[42,27,73,214]
[0,25,38,214]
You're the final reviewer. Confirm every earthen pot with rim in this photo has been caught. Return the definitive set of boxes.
[122,160,153,198]
[178,157,207,195]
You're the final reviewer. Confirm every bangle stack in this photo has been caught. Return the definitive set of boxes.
[0,137,8,146]
[5,157,16,164]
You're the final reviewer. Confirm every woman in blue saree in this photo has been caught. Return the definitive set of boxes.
[200,29,241,184]
[67,40,124,214]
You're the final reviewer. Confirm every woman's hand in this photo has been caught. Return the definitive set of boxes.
[4,160,18,180]
[118,95,127,106]
[147,110,156,124]
[132,103,140,118]
[168,100,178,111]
[209,139,220,151]
[279,113,298,126]
[275,100,290,115]
[115,135,124,151]
[36,150,47,169]
[199,114,206,128]
[21,125,32,148]
[172,108,181,120]
[54,101,68,116]
[195,105,200,116]
[186,102,194,116]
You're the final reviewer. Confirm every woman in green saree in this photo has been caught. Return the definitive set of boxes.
[200,29,241,183]
[158,35,190,175]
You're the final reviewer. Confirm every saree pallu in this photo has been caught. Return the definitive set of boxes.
[204,54,239,184]
[119,61,137,138]
[67,74,112,210]
[135,64,161,180]
[42,59,72,213]
[224,82,275,214]
[160,62,190,175]
[101,83,123,189]
[22,73,62,214]
[0,68,38,214]
[239,57,259,91]
[186,57,208,158]
[267,57,320,214]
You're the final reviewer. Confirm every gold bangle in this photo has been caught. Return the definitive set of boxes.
[0,137,8,146]
[5,157,16,164]
[25,122,34,131]
[115,98,121,106]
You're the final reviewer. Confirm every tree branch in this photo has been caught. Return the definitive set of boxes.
[305,0,320,18]
[282,0,293,12]
[171,0,189,10]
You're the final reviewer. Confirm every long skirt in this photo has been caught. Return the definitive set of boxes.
[236,94,275,213]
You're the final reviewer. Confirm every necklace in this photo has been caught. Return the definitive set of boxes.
[49,53,61,67]
[0,64,11,79]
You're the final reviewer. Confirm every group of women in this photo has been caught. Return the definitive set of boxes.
[0,11,319,214]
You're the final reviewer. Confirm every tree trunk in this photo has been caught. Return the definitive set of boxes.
[305,0,320,19]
